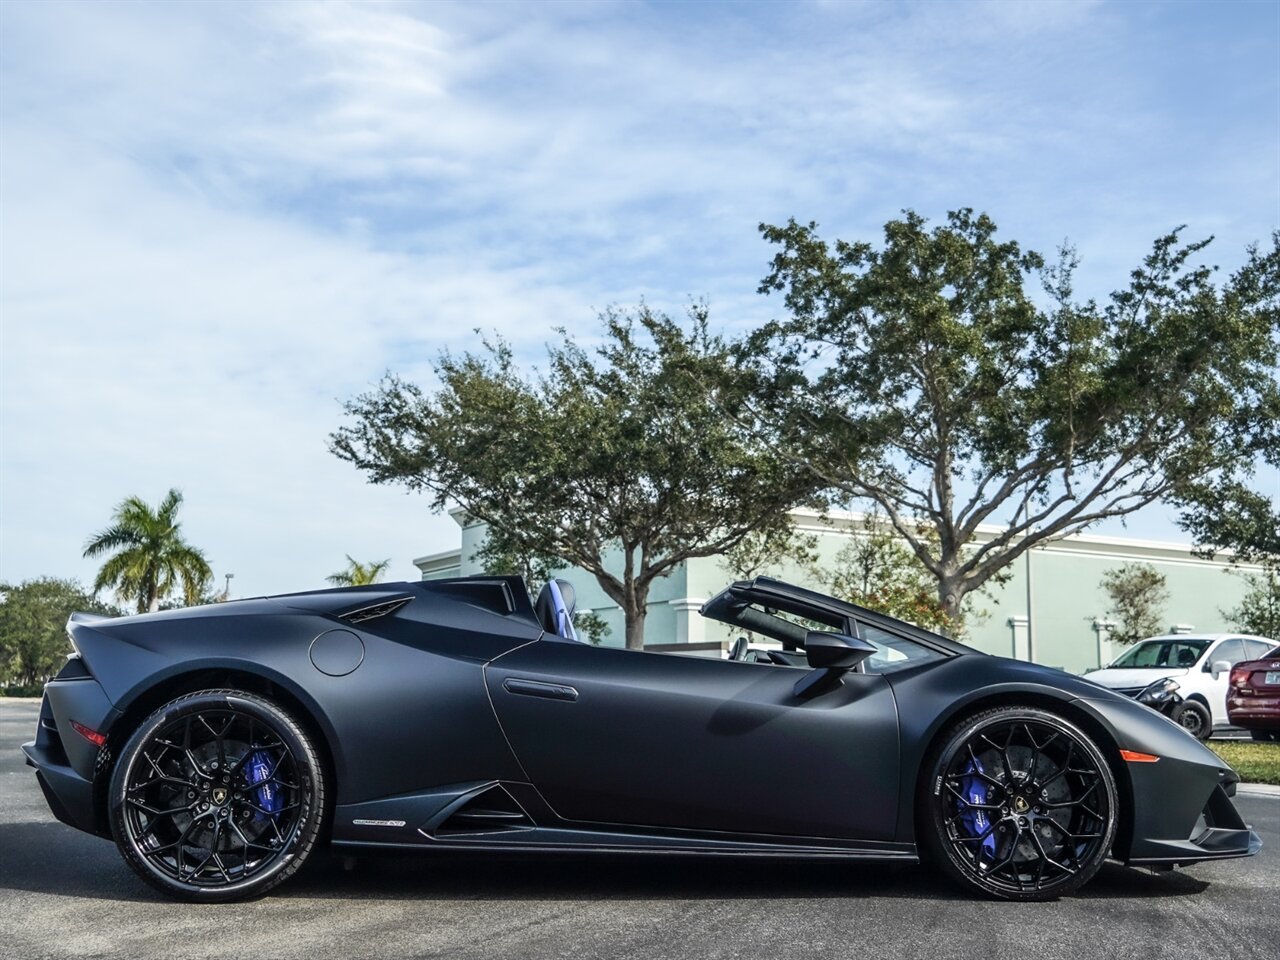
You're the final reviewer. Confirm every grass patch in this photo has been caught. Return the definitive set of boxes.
[1208,740,1280,785]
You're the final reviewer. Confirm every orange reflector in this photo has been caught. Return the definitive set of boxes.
[1120,749,1159,763]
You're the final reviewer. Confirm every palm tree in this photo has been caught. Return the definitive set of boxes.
[326,556,392,587]
[84,489,213,613]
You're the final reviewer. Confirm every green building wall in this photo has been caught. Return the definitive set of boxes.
[415,509,1263,675]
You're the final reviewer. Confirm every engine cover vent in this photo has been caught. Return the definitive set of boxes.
[339,596,412,624]
[433,784,534,837]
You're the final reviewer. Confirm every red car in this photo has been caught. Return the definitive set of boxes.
[1227,643,1280,741]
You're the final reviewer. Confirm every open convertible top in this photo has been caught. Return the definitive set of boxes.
[701,575,975,655]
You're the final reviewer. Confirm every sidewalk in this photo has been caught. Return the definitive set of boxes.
[1237,782,1280,798]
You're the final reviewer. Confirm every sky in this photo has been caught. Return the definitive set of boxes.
[1,0,1277,601]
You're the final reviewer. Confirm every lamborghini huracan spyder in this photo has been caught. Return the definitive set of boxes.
[24,575,1260,901]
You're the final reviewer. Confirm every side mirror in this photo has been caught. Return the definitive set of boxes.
[795,631,877,698]
[1210,659,1231,680]
[805,631,876,669]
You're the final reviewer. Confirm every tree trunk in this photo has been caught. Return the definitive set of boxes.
[622,584,650,650]
[623,603,648,650]
[937,574,964,637]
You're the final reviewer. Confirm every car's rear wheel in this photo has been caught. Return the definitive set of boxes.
[1172,700,1212,741]
[922,706,1118,901]
[108,688,326,902]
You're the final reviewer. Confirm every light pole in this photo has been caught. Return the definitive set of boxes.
[222,573,234,602]
[1024,504,1035,664]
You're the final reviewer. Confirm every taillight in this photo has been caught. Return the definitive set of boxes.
[1229,666,1251,687]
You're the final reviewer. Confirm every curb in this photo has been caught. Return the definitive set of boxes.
[1237,782,1280,798]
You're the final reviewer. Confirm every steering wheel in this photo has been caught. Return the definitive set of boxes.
[729,636,750,661]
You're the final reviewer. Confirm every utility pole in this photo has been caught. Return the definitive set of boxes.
[1023,502,1035,663]
[222,573,234,602]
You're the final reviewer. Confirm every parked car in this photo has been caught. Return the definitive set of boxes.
[1227,643,1280,742]
[25,576,1260,903]
[1083,634,1276,739]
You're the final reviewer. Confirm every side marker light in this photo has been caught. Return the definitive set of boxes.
[1119,749,1159,763]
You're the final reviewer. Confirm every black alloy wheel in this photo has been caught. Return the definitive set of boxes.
[108,689,326,901]
[1173,700,1212,741]
[923,706,1118,901]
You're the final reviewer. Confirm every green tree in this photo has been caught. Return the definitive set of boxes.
[571,610,611,646]
[1178,480,1280,563]
[326,556,392,587]
[0,578,118,688]
[332,303,816,649]
[1175,412,1279,641]
[826,513,961,635]
[740,210,1279,626]
[83,489,213,613]
[1222,567,1280,639]
[721,524,818,581]
[1100,563,1169,646]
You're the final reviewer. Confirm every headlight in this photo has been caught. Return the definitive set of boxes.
[1137,677,1180,704]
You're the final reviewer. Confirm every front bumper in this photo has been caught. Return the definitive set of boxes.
[1073,696,1262,867]
[1124,775,1263,866]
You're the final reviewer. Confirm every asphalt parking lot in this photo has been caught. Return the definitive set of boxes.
[2,698,1277,960]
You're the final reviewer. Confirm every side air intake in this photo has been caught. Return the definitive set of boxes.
[339,596,412,624]
[432,784,534,837]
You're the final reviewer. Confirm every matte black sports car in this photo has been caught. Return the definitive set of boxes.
[24,575,1261,902]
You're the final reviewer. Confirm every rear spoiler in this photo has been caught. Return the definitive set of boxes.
[68,611,111,625]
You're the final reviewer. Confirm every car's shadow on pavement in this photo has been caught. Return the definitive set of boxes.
[0,821,1210,905]
[284,852,1211,903]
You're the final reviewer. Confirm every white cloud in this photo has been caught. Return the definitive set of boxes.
[0,124,592,596]
[1,0,1275,594]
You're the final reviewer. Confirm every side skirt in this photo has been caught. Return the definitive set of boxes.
[331,779,917,862]
[331,833,918,861]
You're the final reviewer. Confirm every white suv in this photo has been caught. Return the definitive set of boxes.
[1084,634,1276,738]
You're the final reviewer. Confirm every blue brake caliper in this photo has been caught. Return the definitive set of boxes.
[247,750,282,822]
[957,757,997,857]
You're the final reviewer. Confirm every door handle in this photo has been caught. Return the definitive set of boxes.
[502,678,579,702]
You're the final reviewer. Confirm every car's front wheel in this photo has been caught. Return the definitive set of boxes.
[922,706,1119,901]
[1172,700,1212,741]
[108,688,327,902]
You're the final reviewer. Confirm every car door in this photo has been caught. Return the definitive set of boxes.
[1203,638,1246,722]
[485,639,900,842]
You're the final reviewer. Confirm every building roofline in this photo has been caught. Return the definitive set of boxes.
[789,507,1260,566]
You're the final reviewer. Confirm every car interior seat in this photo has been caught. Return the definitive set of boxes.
[534,579,580,641]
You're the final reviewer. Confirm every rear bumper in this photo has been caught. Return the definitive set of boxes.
[23,675,120,839]
[22,738,102,837]
[1227,695,1280,729]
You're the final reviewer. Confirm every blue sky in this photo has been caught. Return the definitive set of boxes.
[1,0,1277,599]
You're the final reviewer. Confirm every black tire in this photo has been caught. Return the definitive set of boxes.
[1172,700,1212,741]
[920,706,1119,902]
[108,689,326,902]
[1250,730,1280,743]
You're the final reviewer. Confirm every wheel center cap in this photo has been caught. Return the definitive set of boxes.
[1012,795,1030,814]
[211,786,228,805]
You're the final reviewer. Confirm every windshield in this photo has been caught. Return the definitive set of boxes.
[1109,639,1210,669]
[859,624,947,674]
